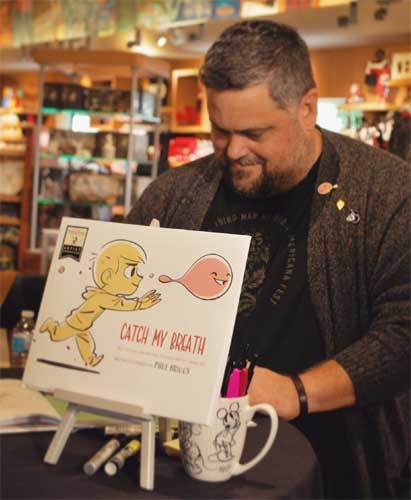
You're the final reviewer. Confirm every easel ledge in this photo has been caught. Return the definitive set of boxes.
[44,389,172,490]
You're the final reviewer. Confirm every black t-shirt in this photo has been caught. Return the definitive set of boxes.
[202,162,357,499]
[202,161,324,371]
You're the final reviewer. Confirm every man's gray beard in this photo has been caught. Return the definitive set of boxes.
[219,156,302,199]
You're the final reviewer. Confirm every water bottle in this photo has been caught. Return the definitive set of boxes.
[11,310,35,367]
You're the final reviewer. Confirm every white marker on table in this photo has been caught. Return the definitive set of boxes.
[104,439,141,476]
[83,437,123,476]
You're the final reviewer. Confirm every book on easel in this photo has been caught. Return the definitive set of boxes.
[23,218,250,425]
[20,217,250,490]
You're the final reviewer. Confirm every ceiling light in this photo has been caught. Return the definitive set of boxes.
[156,34,167,48]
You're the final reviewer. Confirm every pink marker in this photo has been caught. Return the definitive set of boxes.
[239,368,249,396]
[226,368,241,398]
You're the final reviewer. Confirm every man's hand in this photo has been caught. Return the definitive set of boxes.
[248,367,300,420]
[247,360,356,420]
[137,290,161,310]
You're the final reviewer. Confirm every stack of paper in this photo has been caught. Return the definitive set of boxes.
[0,379,113,433]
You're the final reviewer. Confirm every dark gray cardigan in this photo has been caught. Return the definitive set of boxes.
[127,130,410,497]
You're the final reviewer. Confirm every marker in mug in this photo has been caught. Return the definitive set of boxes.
[220,356,234,396]
[83,436,123,476]
[104,439,141,476]
[239,368,249,396]
[226,368,241,398]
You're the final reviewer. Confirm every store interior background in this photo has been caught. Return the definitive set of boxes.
[0,0,410,277]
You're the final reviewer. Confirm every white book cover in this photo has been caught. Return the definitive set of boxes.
[23,218,250,424]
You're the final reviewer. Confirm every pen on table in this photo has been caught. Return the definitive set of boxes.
[226,368,241,398]
[83,436,124,476]
[104,439,141,476]
[104,423,141,436]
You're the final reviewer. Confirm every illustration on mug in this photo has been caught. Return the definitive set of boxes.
[208,402,241,462]
[180,422,207,474]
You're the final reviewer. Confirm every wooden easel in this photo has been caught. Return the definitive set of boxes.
[44,389,172,490]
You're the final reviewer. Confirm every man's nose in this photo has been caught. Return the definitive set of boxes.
[226,134,249,161]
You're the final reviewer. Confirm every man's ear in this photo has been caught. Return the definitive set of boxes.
[298,88,318,131]
[101,269,113,286]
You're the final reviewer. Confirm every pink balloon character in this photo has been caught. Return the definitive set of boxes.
[159,254,233,300]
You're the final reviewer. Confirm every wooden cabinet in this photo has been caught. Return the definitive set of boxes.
[171,69,210,133]
[0,125,33,271]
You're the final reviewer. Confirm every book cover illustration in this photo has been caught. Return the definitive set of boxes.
[40,238,161,368]
[23,218,250,424]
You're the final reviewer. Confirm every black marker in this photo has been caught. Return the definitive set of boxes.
[220,356,234,397]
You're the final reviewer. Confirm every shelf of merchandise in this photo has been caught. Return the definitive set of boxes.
[29,48,170,251]
[386,78,411,88]
[41,107,161,124]
[339,78,410,113]
[0,215,21,226]
[39,152,130,163]
[0,195,22,203]
[170,125,211,134]
[0,121,35,131]
[0,138,26,144]
[0,108,37,124]
[38,198,113,207]
[339,102,403,112]
[386,78,411,108]
[0,107,26,115]
[0,149,26,157]
[0,116,33,270]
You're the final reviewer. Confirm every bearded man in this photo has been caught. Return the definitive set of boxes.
[127,20,410,499]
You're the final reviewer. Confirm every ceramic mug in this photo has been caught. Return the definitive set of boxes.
[179,395,278,482]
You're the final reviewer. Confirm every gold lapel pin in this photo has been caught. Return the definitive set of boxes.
[336,199,345,211]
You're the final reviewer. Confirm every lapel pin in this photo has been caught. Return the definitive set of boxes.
[346,209,360,224]
[336,199,345,211]
[317,182,338,195]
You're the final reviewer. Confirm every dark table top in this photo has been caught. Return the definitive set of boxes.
[1,369,323,499]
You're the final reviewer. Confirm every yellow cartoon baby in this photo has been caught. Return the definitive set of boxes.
[40,240,161,367]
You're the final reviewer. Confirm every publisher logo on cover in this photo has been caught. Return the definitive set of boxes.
[59,226,88,262]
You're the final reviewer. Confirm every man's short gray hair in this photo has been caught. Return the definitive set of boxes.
[200,20,316,109]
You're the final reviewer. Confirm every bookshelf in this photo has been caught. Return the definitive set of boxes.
[29,48,170,251]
